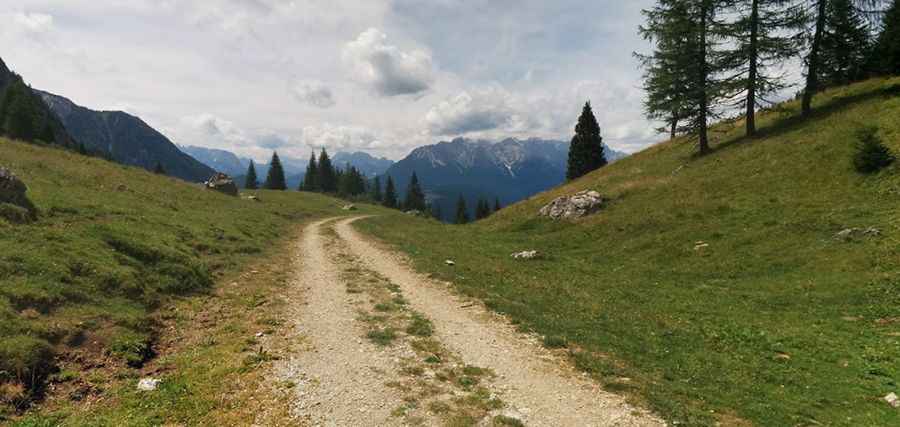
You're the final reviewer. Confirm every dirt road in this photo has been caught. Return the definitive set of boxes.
[274,217,664,426]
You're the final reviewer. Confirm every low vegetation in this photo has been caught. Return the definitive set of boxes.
[355,77,900,426]
[0,138,379,422]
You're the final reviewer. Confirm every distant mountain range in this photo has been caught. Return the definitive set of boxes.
[179,146,395,189]
[381,137,626,221]
[38,91,215,182]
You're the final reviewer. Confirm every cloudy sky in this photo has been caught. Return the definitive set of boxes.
[1,0,663,161]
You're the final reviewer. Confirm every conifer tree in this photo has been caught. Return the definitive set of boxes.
[820,0,873,85]
[432,203,443,221]
[872,0,900,74]
[153,162,166,175]
[455,195,470,224]
[383,176,398,209]
[317,149,337,193]
[264,151,287,190]
[371,176,383,202]
[302,151,318,191]
[494,197,502,213]
[404,172,427,212]
[475,198,491,220]
[721,0,805,136]
[566,102,607,180]
[245,160,259,189]
[639,0,728,154]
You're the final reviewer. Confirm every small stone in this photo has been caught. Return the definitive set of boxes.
[694,242,710,251]
[885,392,900,408]
[137,378,161,391]
[511,250,540,260]
[255,332,264,338]
[204,173,238,196]
[444,260,455,266]
[342,204,357,211]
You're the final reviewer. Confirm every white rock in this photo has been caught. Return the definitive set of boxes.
[886,392,900,408]
[511,250,540,260]
[444,260,455,266]
[137,378,161,391]
[342,204,357,211]
[538,190,604,220]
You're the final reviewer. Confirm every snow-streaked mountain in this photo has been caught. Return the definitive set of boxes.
[382,137,626,220]
[332,152,394,177]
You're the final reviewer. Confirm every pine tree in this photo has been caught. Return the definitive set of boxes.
[493,197,502,213]
[153,162,166,175]
[404,172,427,212]
[245,160,259,189]
[820,0,873,86]
[264,151,287,190]
[455,195,470,224]
[566,102,607,180]
[371,176,383,202]
[431,203,443,221]
[475,198,491,220]
[721,0,805,136]
[302,151,318,191]
[317,149,337,193]
[383,176,398,209]
[872,0,900,74]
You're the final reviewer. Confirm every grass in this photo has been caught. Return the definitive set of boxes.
[354,77,900,426]
[0,138,383,424]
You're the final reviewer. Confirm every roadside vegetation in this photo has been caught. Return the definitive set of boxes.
[355,77,900,426]
[0,138,381,424]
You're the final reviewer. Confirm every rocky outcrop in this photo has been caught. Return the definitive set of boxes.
[538,190,604,220]
[204,173,238,196]
[0,166,36,222]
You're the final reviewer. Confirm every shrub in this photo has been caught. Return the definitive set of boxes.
[853,126,895,173]
[0,203,32,224]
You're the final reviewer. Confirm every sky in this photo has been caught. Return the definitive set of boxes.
[0,0,664,161]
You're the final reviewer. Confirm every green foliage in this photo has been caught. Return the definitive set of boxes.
[474,198,491,220]
[820,0,872,86]
[338,164,367,197]
[356,78,900,426]
[371,176,383,202]
[406,313,434,337]
[0,203,33,224]
[872,0,900,75]
[263,152,287,190]
[454,195,469,224]
[566,102,607,180]
[244,160,258,190]
[541,335,567,349]
[317,149,337,193]
[403,172,427,212]
[383,175,398,209]
[153,162,166,175]
[493,197,501,213]
[853,126,895,173]
[366,328,397,346]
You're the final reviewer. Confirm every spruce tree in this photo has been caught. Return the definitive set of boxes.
[404,172,427,212]
[245,160,259,189]
[302,151,318,191]
[432,203,443,221]
[566,102,607,180]
[371,176,383,202]
[153,162,166,175]
[721,0,805,136]
[317,149,337,193]
[455,195,470,224]
[872,0,900,74]
[475,198,491,220]
[820,0,873,86]
[383,176,398,209]
[264,151,287,190]
[493,197,502,213]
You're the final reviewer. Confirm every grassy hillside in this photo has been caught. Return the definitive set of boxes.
[0,139,378,423]
[356,77,900,426]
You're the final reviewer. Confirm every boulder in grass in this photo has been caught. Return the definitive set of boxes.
[0,166,36,222]
[538,190,604,220]
[204,173,238,196]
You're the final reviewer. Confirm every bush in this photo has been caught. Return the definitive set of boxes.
[853,127,895,173]
[0,203,32,224]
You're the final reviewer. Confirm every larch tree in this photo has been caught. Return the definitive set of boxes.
[264,151,287,190]
[721,0,805,136]
[566,102,607,180]
[872,0,900,74]
[245,160,259,190]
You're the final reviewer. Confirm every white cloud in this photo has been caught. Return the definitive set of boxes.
[342,28,434,97]
[292,80,336,108]
[425,87,523,136]
[300,124,383,152]
[13,12,54,33]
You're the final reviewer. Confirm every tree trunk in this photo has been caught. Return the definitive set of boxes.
[746,0,760,136]
[698,1,711,154]
[803,0,828,116]
[669,115,678,139]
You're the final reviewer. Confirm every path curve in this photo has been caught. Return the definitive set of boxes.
[335,216,665,427]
